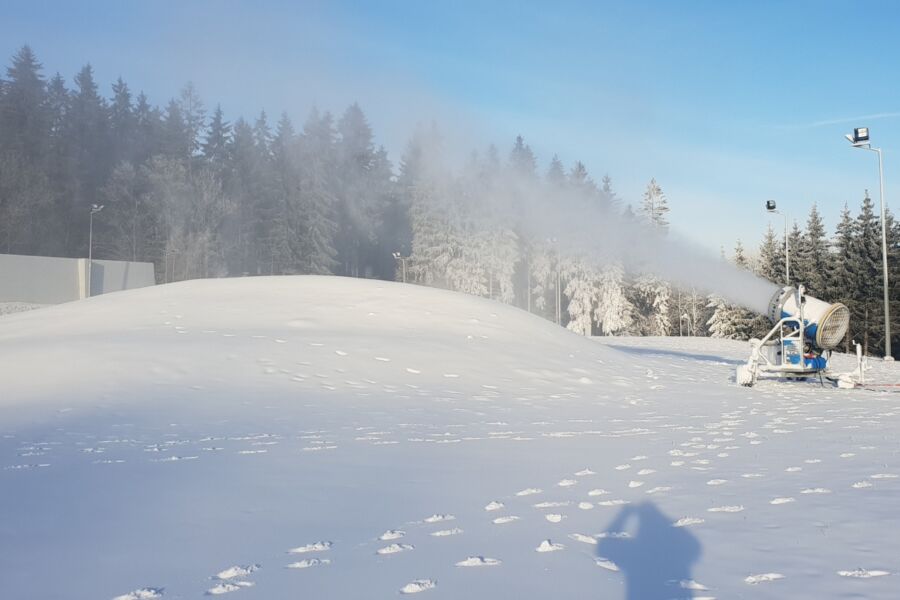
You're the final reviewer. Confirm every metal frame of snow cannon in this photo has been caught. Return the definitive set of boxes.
[736,285,850,387]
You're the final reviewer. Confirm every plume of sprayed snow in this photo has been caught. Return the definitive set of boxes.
[406,131,780,316]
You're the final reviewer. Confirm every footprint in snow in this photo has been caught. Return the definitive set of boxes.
[744,573,784,585]
[770,497,795,505]
[205,582,254,595]
[544,514,565,523]
[673,517,704,527]
[456,556,501,567]
[575,468,595,476]
[213,565,259,580]
[707,505,745,513]
[288,541,331,554]
[399,579,436,594]
[568,533,596,544]
[837,568,890,578]
[376,543,414,555]
[492,516,520,524]
[516,488,542,496]
[430,528,463,537]
[406,368,421,374]
[112,589,164,600]
[379,530,405,540]
[484,501,504,511]
[286,558,330,569]
[423,514,454,523]
[557,478,577,487]
[535,539,564,552]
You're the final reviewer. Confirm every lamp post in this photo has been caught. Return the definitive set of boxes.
[88,203,104,297]
[392,251,408,284]
[765,200,790,285]
[845,127,892,359]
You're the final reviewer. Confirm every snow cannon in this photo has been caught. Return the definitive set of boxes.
[737,285,851,387]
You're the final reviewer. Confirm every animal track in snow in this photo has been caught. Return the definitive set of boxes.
[380,530,405,540]
[484,501,504,511]
[286,558,330,569]
[575,468,595,476]
[399,579,436,594]
[112,589,164,600]
[535,539,564,552]
[456,556,501,567]
[288,541,331,554]
[744,573,784,584]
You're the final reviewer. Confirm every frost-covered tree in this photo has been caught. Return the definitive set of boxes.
[563,256,598,336]
[594,262,632,335]
[640,178,669,231]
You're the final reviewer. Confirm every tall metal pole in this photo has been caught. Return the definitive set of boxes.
[783,212,790,286]
[875,147,892,358]
[88,211,94,298]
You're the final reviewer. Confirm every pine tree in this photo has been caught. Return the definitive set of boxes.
[202,104,231,170]
[756,223,784,284]
[546,154,566,188]
[509,135,537,179]
[797,204,829,297]
[640,178,669,231]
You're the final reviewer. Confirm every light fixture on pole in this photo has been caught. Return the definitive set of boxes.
[392,251,408,284]
[765,200,789,286]
[88,204,104,298]
[845,127,892,360]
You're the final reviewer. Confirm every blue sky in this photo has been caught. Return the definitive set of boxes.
[3,0,900,253]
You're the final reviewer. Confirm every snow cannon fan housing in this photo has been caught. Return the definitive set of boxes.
[766,286,849,350]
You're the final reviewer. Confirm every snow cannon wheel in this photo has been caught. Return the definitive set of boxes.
[736,364,755,387]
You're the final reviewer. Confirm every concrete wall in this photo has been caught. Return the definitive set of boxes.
[0,253,156,304]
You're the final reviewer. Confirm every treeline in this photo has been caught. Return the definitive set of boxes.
[712,196,900,356]
[1,46,898,356]
[0,46,399,281]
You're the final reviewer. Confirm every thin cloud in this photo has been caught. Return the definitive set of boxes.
[806,112,900,128]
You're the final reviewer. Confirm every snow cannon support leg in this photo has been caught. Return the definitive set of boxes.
[736,339,761,387]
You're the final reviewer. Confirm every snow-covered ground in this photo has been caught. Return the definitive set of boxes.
[1,276,898,600]
[0,301,47,316]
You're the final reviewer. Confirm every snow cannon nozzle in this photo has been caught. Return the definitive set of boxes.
[765,285,849,351]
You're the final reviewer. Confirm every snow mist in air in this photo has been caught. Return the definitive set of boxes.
[409,134,780,316]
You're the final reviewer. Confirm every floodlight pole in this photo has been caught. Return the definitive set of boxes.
[766,202,789,285]
[847,129,892,359]
[88,204,104,297]
[393,251,408,283]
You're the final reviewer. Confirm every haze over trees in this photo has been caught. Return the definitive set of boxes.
[1,46,898,355]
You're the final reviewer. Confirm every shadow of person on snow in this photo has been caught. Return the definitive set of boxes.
[596,501,702,599]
